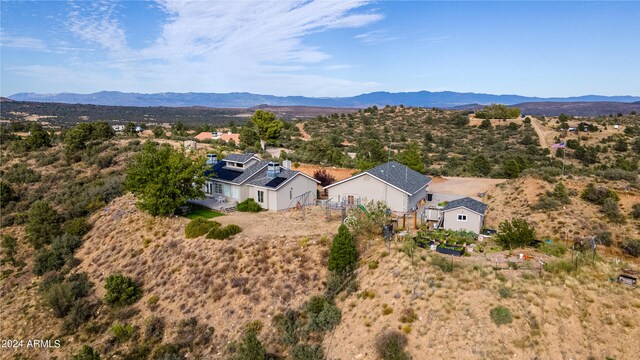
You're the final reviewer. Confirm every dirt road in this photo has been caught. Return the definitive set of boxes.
[530,117,550,150]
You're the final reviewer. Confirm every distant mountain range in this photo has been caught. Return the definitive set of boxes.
[9,90,640,109]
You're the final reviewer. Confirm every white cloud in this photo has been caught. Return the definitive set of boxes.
[1,32,48,51]
[56,0,384,96]
[354,30,400,44]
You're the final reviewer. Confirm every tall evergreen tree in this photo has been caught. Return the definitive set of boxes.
[328,225,358,274]
[396,141,425,173]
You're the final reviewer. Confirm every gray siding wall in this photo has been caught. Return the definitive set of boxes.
[326,174,408,212]
[442,208,483,234]
[407,185,428,212]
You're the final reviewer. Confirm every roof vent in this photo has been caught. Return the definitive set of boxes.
[267,161,280,178]
[206,153,218,165]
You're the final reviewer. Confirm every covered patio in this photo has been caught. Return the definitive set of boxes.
[188,195,238,212]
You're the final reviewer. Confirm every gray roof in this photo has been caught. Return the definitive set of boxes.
[443,197,488,214]
[364,161,431,195]
[207,159,269,185]
[223,153,257,164]
[247,168,302,189]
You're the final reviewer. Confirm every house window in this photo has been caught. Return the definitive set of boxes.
[257,191,264,203]
[236,163,243,168]
[347,195,355,205]
[457,214,467,222]
[214,183,223,194]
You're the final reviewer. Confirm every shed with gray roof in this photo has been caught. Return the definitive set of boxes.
[442,197,487,234]
[324,161,431,213]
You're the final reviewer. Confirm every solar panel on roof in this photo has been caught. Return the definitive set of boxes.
[265,177,287,188]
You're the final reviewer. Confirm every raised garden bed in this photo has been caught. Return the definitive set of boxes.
[436,243,465,256]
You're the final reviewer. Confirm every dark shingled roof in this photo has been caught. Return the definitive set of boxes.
[443,197,488,214]
[205,160,269,184]
[223,153,257,164]
[364,161,431,195]
[247,168,301,189]
[205,161,243,181]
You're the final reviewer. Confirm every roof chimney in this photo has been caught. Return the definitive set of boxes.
[206,153,218,165]
[267,161,281,178]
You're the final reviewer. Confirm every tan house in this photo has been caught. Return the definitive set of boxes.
[442,197,487,234]
[194,131,240,143]
[199,153,319,211]
[324,161,431,214]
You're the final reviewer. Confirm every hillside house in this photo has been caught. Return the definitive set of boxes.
[442,197,488,234]
[194,131,240,143]
[324,161,431,214]
[197,153,319,211]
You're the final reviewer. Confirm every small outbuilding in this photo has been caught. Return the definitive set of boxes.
[442,197,488,234]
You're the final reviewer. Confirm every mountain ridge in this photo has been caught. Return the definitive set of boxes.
[9,90,640,109]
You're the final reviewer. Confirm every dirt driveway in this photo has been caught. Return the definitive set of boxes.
[429,176,506,197]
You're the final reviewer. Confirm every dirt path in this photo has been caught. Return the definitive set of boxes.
[296,123,311,141]
[530,117,550,150]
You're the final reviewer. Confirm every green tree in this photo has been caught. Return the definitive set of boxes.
[124,142,206,216]
[250,110,284,150]
[172,121,186,136]
[72,345,101,360]
[328,225,358,274]
[239,126,260,148]
[44,282,75,318]
[124,122,138,137]
[479,119,493,129]
[0,180,17,207]
[502,159,521,178]
[104,274,142,307]
[26,123,52,149]
[470,154,492,176]
[233,330,266,360]
[152,126,165,138]
[356,138,386,170]
[496,218,537,249]
[26,200,61,249]
[64,123,94,154]
[92,122,116,140]
[614,138,628,152]
[395,141,424,173]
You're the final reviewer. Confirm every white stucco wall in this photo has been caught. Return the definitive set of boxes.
[442,208,483,234]
[326,174,408,212]
[249,174,318,211]
[273,174,318,211]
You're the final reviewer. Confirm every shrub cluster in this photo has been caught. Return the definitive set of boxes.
[531,182,571,211]
[375,330,410,360]
[581,183,619,205]
[495,218,537,249]
[206,223,242,240]
[305,296,341,333]
[104,274,142,307]
[236,198,263,212]
[185,218,217,238]
[33,234,82,275]
[490,306,513,326]
[621,239,640,257]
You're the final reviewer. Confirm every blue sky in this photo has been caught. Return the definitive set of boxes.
[1,1,639,97]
